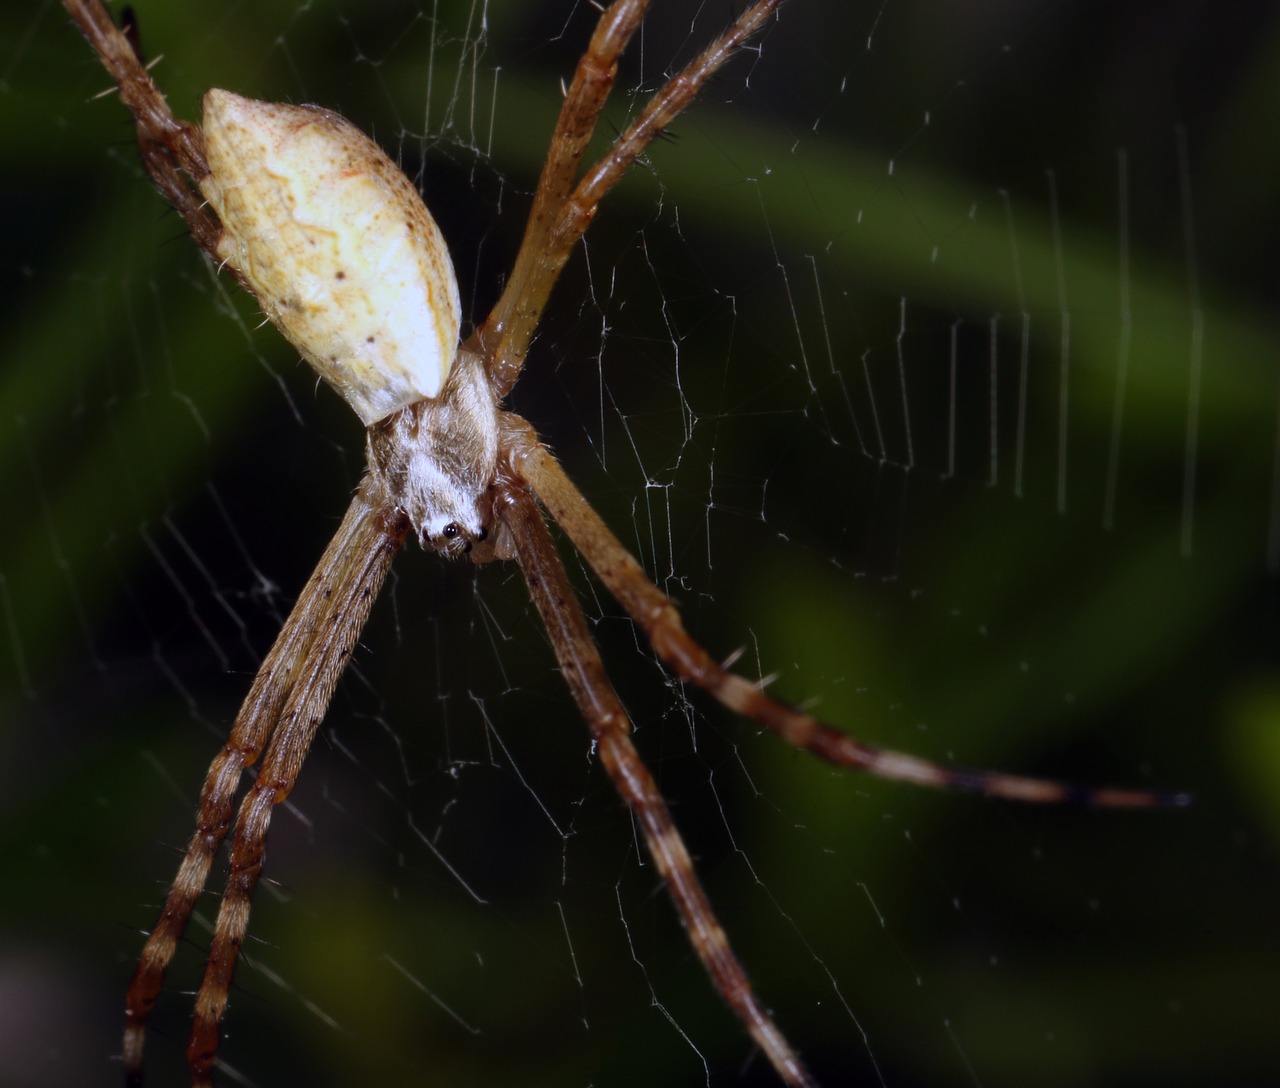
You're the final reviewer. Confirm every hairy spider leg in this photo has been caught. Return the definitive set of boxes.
[521,444,1189,809]
[122,483,406,1085]
[472,0,784,398]
[501,476,817,1088]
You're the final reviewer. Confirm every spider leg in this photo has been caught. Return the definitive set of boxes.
[184,484,406,1087]
[476,0,782,398]
[63,0,229,274]
[500,482,817,1088]
[519,443,1188,808]
[476,0,650,396]
[123,479,407,1086]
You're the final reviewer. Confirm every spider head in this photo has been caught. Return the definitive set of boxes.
[417,505,488,557]
[366,352,500,559]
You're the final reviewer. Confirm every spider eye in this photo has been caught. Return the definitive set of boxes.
[441,522,460,540]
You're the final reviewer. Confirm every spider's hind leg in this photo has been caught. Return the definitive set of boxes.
[64,0,224,266]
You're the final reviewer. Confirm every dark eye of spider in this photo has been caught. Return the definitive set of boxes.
[441,522,460,540]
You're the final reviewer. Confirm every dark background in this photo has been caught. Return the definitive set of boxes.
[2,1,1277,1085]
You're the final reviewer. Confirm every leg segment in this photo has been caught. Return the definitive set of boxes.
[477,0,651,396]
[520,444,1185,808]
[63,0,226,264]
[124,479,406,1085]
[475,0,783,398]
[502,483,816,1088]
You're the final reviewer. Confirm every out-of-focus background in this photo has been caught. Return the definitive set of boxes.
[3,2,1277,1085]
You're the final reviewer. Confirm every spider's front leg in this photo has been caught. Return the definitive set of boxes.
[180,486,407,1085]
[123,478,407,1085]
[493,455,817,1088]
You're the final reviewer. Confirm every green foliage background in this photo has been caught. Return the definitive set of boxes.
[2,2,1277,1086]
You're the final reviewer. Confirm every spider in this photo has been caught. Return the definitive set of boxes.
[64,1,1183,1084]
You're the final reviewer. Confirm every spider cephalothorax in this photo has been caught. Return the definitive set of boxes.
[366,353,501,555]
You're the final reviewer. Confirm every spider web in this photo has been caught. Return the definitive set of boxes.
[3,2,1278,1086]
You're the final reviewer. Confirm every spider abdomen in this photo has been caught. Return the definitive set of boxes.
[199,90,461,426]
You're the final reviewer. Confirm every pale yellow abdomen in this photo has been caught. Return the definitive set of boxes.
[200,90,461,425]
